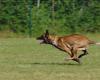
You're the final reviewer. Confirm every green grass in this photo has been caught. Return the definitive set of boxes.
[0,34,100,80]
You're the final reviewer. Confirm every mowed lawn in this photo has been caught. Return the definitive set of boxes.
[0,34,100,80]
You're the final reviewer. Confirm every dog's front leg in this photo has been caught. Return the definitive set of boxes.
[70,46,81,64]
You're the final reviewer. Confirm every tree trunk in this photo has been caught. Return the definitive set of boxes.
[52,0,55,27]
[37,0,40,8]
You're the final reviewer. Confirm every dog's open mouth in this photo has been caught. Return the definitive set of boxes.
[39,40,43,44]
[37,40,44,44]
[36,37,43,44]
[36,36,47,44]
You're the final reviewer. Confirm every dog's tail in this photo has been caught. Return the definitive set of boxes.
[89,40,100,45]
[95,42,100,45]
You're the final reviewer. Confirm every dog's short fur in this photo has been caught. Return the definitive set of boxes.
[37,30,100,63]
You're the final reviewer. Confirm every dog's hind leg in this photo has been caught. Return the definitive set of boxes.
[78,49,88,58]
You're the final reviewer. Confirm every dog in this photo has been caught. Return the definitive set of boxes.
[37,30,100,64]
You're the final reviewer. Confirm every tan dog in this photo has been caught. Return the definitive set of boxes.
[37,30,100,64]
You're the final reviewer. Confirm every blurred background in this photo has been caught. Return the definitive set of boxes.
[0,0,100,37]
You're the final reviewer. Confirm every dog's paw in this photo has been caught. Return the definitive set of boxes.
[64,57,71,61]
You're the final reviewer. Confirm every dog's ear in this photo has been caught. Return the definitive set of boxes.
[45,29,49,36]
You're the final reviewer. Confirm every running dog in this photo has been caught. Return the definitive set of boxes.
[37,30,100,64]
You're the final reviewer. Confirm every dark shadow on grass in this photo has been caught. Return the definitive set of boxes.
[29,62,81,66]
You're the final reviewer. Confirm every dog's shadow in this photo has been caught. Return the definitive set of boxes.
[29,62,81,66]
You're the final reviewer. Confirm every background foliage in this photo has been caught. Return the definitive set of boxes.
[0,0,100,37]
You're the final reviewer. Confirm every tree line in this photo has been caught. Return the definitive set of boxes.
[0,0,100,37]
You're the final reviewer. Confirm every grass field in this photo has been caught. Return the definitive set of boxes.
[0,34,100,80]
